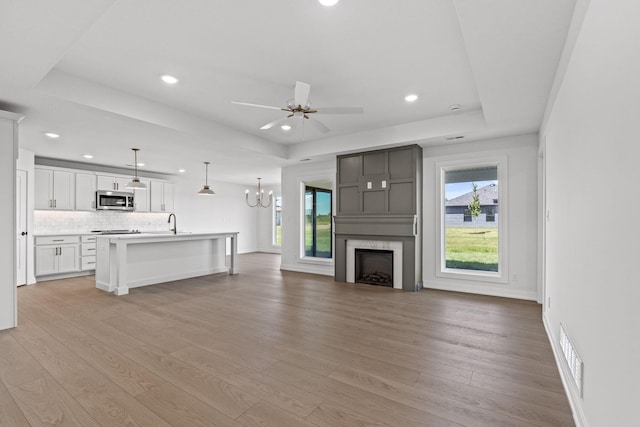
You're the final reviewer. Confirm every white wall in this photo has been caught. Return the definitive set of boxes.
[280,160,335,275]
[173,174,258,254]
[541,1,640,425]
[256,185,281,254]
[423,134,539,300]
[1,111,22,330]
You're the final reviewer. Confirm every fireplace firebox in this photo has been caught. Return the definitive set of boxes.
[355,249,393,287]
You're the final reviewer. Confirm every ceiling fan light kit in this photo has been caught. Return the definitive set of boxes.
[232,81,363,134]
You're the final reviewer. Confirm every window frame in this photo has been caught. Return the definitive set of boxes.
[436,157,508,284]
[304,185,333,259]
[272,195,282,247]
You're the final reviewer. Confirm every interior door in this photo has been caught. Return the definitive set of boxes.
[16,169,27,286]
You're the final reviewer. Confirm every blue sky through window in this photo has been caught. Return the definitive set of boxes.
[445,180,498,201]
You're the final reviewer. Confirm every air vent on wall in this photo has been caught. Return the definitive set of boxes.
[559,324,584,397]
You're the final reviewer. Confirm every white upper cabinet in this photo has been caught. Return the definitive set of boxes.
[150,181,174,212]
[97,175,131,192]
[34,168,75,210]
[75,173,97,211]
[134,179,150,212]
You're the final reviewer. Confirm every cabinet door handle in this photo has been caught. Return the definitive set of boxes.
[59,247,62,255]
[52,239,64,242]
[49,199,52,208]
[54,199,57,208]
[86,248,95,251]
[87,262,96,265]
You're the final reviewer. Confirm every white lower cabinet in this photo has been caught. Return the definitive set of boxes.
[81,235,97,270]
[35,236,80,276]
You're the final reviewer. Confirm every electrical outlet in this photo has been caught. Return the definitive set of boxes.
[367,182,372,189]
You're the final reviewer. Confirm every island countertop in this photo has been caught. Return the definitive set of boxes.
[96,231,239,295]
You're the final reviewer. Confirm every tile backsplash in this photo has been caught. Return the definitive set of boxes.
[34,210,171,234]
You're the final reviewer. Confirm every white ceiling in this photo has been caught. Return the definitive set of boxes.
[0,0,576,186]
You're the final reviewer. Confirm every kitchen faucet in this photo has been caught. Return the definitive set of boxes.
[168,213,177,235]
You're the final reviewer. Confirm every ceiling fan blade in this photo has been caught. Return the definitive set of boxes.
[260,117,290,130]
[315,107,364,114]
[231,101,285,111]
[307,116,330,133]
[294,81,311,108]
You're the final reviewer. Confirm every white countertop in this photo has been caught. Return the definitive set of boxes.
[97,231,239,243]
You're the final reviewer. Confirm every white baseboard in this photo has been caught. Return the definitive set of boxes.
[424,279,537,301]
[542,313,589,427]
[36,270,95,282]
[128,267,230,289]
[280,263,334,276]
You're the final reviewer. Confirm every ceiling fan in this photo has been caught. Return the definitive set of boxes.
[231,81,363,133]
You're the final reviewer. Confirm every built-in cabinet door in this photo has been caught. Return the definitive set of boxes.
[98,175,134,192]
[163,182,174,212]
[35,246,58,276]
[52,170,74,210]
[150,181,174,212]
[57,244,79,273]
[34,168,74,210]
[75,173,96,211]
[34,168,53,210]
[134,180,150,212]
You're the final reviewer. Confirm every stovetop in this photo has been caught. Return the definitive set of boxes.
[91,229,141,235]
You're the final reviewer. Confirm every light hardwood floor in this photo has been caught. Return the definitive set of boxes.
[2,253,574,426]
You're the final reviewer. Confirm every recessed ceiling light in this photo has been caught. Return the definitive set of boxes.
[137,162,145,167]
[281,125,292,131]
[404,94,418,103]
[45,132,60,139]
[178,168,186,173]
[449,104,462,111]
[161,74,179,84]
[83,154,94,159]
[319,0,339,6]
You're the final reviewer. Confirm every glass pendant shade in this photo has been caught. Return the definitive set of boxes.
[198,162,215,195]
[126,148,147,190]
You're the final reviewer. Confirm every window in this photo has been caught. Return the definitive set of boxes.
[486,207,495,222]
[304,186,332,258]
[273,196,282,246]
[441,163,505,278]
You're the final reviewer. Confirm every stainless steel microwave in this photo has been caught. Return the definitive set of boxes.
[96,190,135,211]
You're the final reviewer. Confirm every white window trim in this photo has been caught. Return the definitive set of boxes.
[436,156,509,284]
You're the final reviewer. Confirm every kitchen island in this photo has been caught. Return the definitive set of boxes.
[95,232,239,295]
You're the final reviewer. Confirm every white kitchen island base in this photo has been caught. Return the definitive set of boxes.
[95,232,239,296]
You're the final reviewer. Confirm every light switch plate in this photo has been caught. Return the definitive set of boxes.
[382,180,387,188]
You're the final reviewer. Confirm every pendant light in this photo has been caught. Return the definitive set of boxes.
[125,148,147,189]
[197,161,215,195]
[245,178,272,208]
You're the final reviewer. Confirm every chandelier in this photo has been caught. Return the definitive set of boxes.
[245,178,272,208]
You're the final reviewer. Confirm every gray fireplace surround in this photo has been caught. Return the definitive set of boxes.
[334,145,423,291]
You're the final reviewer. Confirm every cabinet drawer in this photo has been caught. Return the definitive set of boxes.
[35,235,80,245]
[81,256,96,271]
[81,243,97,256]
[81,235,98,243]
